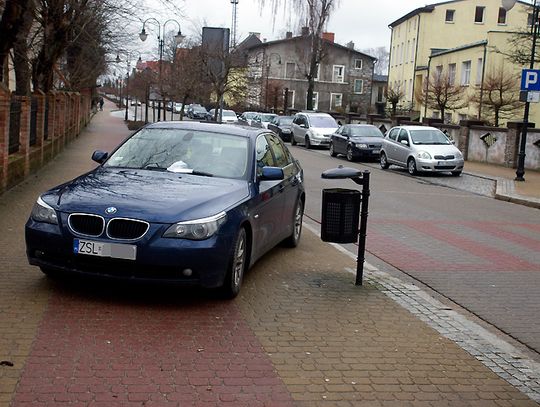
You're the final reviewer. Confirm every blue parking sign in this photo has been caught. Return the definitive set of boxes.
[521,69,540,91]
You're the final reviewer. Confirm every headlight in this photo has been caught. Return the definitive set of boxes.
[311,131,323,139]
[455,150,463,158]
[355,143,368,149]
[31,196,58,224]
[417,151,432,160]
[163,212,227,240]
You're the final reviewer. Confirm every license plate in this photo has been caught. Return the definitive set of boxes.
[73,239,136,261]
[372,149,380,154]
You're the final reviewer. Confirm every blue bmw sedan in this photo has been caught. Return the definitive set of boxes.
[25,122,305,298]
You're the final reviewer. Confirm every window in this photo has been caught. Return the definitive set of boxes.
[411,39,415,62]
[307,92,319,110]
[446,9,455,22]
[332,65,345,82]
[330,93,343,109]
[448,63,456,85]
[396,44,400,64]
[314,64,320,81]
[403,80,407,98]
[354,79,363,94]
[397,129,409,144]
[266,134,290,168]
[286,62,295,79]
[498,7,507,24]
[406,40,410,62]
[435,65,443,79]
[475,6,485,23]
[476,58,483,85]
[255,135,274,176]
[444,113,452,124]
[388,128,400,141]
[354,59,363,69]
[461,60,471,85]
[286,89,295,109]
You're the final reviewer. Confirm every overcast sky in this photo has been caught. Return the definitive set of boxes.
[172,0,433,51]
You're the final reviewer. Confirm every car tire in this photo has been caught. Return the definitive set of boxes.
[380,152,390,169]
[407,158,417,175]
[291,135,297,146]
[305,136,312,149]
[451,170,462,177]
[346,146,355,162]
[221,227,248,299]
[283,199,304,248]
[329,142,337,157]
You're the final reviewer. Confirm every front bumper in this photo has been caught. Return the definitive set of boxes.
[310,136,331,147]
[25,218,235,288]
[416,158,464,172]
[352,146,381,157]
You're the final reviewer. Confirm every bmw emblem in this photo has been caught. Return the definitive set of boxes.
[105,207,117,215]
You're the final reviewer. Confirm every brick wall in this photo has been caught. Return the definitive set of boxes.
[0,88,93,193]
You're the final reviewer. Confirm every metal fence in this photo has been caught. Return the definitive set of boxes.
[44,98,49,140]
[8,99,21,154]
[30,97,38,146]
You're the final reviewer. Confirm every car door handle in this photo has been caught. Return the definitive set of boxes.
[278,184,285,193]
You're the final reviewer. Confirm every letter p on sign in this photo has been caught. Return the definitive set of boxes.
[521,69,540,91]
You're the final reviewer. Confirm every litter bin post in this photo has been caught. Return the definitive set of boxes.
[321,166,371,286]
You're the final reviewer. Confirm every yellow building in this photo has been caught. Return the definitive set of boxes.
[388,0,536,125]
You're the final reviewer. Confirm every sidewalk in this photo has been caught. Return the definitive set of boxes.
[1,103,539,406]
[464,161,540,209]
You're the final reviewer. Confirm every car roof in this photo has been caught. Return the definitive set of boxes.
[395,125,438,130]
[144,121,266,139]
[296,112,333,117]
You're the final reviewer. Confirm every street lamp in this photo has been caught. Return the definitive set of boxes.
[255,52,282,111]
[502,0,537,181]
[139,18,184,121]
[116,52,142,121]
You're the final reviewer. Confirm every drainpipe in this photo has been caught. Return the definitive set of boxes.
[478,42,487,120]
[411,14,421,112]
[424,55,431,119]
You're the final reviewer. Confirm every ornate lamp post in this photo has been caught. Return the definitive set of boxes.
[502,0,538,181]
[139,18,184,121]
[254,51,282,111]
[116,52,142,121]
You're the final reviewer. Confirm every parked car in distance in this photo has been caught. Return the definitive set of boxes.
[166,101,173,111]
[25,122,305,298]
[380,126,464,176]
[290,112,339,149]
[207,109,238,123]
[251,113,277,129]
[268,115,294,142]
[173,102,184,114]
[238,111,258,126]
[130,99,142,106]
[187,104,208,119]
[329,124,383,161]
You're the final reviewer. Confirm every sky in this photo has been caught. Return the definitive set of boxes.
[173,0,434,51]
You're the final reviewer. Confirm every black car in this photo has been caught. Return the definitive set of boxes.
[187,104,209,120]
[329,124,384,161]
[267,116,294,142]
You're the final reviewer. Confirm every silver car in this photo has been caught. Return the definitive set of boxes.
[291,112,339,149]
[380,126,464,176]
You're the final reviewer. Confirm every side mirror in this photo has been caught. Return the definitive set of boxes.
[300,123,307,129]
[92,150,108,164]
[260,166,284,181]
[451,139,456,145]
[400,139,409,146]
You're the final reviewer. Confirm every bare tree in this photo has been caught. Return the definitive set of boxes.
[258,0,339,110]
[470,66,522,127]
[385,84,404,117]
[363,46,389,75]
[417,69,466,121]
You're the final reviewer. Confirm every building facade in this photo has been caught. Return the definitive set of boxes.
[244,33,376,114]
[388,0,535,125]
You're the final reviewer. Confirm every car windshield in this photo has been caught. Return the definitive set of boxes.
[309,116,337,128]
[193,106,206,112]
[350,127,383,137]
[244,112,256,119]
[104,128,249,179]
[410,129,451,145]
[223,111,236,117]
[278,117,293,125]
[261,114,277,122]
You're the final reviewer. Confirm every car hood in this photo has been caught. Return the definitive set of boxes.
[413,144,462,156]
[46,168,250,223]
[350,136,383,145]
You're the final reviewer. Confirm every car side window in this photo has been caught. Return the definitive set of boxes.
[293,116,300,125]
[388,128,399,141]
[266,133,290,168]
[397,129,409,144]
[256,135,275,176]
[341,126,349,136]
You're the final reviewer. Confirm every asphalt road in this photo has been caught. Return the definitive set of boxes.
[289,144,540,355]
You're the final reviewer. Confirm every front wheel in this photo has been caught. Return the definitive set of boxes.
[407,158,417,175]
[221,228,248,299]
[380,152,389,169]
[283,199,304,248]
[305,136,312,149]
[329,142,337,157]
[346,146,355,162]
[291,135,297,146]
[451,170,462,177]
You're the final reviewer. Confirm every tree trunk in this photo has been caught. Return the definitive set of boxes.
[494,109,500,127]
[12,4,34,96]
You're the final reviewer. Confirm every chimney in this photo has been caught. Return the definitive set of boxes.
[346,41,355,50]
[249,32,261,40]
[286,31,293,39]
[301,26,309,36]
[322,32,335,43]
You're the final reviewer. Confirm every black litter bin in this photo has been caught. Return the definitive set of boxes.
[321,188,361,243]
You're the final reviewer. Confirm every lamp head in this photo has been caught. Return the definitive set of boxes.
[174,31,185,44]
[139,28,148,42]
[501,0,517,11]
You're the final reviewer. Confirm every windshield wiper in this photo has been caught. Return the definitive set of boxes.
[142,163,167,171]
[189,170,214,177]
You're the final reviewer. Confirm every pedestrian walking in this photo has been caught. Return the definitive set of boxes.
[99,97,104,111]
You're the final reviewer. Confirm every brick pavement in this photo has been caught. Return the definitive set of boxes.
[1,104,539,406]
